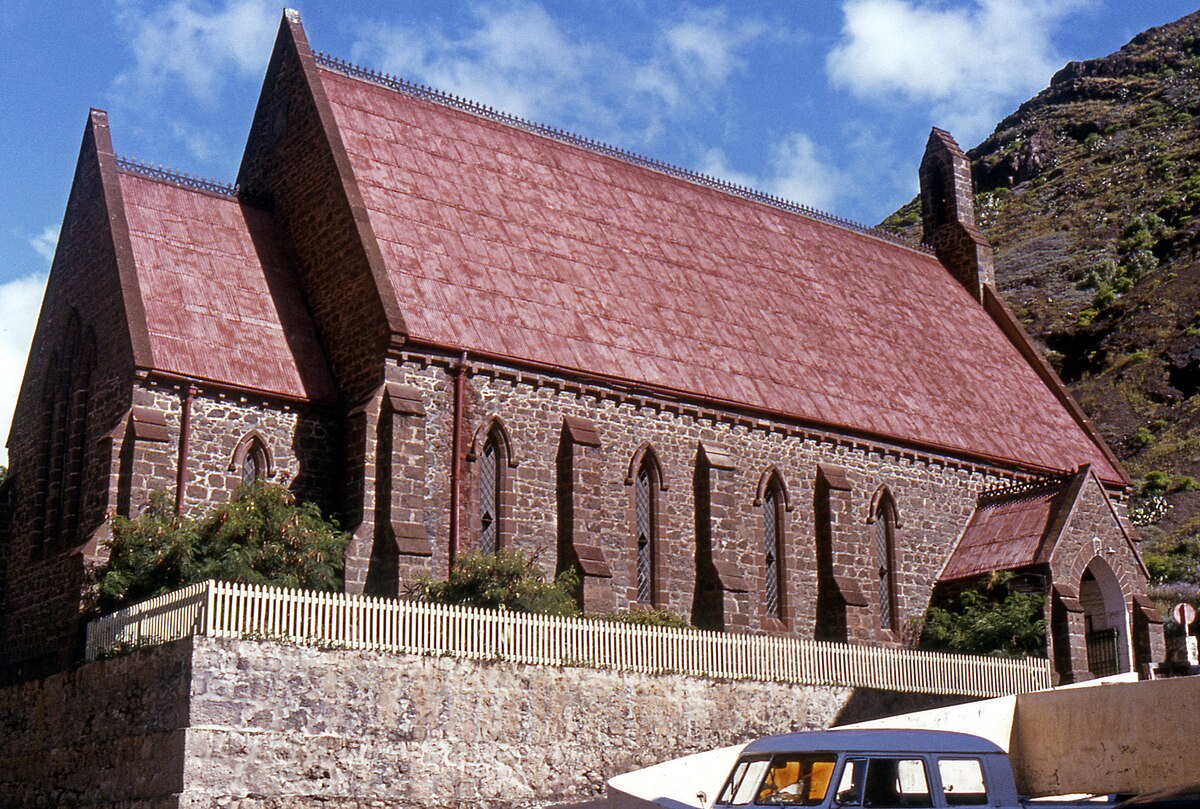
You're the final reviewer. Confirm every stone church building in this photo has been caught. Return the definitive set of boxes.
[0,11,1163,683]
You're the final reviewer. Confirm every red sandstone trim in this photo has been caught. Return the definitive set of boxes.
[87,110,154,369]
[448,351,467,568]
[1032,467,1088,567]
[174,386,196,513]
[277,13,408,339]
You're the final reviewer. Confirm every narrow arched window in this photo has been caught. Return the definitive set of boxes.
[875,497,898,631]
[241,442,266,486]
[635,458,658,603]
[763,480,785,621]
[230,432,272,491]
[479,430,501,554]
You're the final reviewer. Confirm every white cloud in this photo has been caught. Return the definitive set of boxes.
[827,0,1093,143]
[349,3,772,146]
[634,10,767,111]
[699,133,845,213]
[112,0,277,105]
[0,273,48,465]
[29,225,59,264]
[350,4,591,122]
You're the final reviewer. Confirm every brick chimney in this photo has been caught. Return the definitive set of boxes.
[919,128,995,302]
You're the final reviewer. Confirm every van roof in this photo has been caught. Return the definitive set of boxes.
[741,729,1004,757]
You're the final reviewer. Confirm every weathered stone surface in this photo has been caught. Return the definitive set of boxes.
[0,636,957,809]
[0,638,192,808]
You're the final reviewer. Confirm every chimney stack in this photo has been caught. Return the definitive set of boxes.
[919,128,995,302]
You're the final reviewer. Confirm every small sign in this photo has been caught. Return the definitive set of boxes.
[1172,602,1196,628]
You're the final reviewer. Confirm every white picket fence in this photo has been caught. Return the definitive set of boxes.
[85,580,1051,698]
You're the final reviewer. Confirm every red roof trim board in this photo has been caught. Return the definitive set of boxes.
[982,287,1128,484]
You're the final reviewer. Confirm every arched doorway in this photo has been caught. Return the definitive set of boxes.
[1079,557,1131,676]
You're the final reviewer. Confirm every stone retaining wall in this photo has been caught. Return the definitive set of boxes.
[0,636,961,809]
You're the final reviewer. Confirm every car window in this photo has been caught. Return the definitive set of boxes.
[717,755,838,806]
[833,758,932,809]
[757,755,838,805]
[937,759,988,806]
[720,759,773,805]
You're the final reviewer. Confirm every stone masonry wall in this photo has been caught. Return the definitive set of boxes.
[353,353,1029,644]
[2,113,141,681]
[125,382,339,516]
[0,639,192,809]
[0,636,962,809]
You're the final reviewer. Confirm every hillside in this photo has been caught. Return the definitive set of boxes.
[882,11,1200,605]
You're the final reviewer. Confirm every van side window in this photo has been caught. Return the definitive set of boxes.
[834,758,932,808]
[937,759,988,806]
[720,759,771,805]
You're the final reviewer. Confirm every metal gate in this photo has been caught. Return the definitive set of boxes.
[1086,627,1119,677]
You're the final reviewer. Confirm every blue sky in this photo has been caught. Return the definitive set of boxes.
[0,0,1197,461]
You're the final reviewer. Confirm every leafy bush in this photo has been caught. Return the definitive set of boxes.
[918,573,1047,658]
[601,606,692,629]
[414,549,580,617]
[97,483,348,612]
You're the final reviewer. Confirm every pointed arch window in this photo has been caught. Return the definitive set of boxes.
[763,479,785,620]
[230,431,273,490]
[479,429,502,554]
[635,459,658,603]
[874,495,899,631]
[241,443,267,486]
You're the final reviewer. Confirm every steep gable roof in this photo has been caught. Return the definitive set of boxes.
[307,58,1122,482]
[118,166,335,402]
[940,466,1144,582]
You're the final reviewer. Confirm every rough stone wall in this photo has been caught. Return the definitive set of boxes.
[0,639,192,809]
[1048,475,1158,681]
[122,382,339,516]
[179,637,954,809]
[356,354,1024,644]
[1,113,140,681]
[0,636,964,809]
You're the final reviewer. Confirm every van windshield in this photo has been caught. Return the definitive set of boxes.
[718,754,838,806]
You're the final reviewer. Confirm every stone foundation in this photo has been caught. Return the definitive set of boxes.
[0,637,962,809]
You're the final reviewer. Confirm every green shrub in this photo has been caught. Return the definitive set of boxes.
[97,483,348,612]
[414,549,580,617]
[601,606,692,629]
[1144,470,1173,493]
[1173,476,1200,492]
[918,573,1046,658]
[1143,532,1200,584]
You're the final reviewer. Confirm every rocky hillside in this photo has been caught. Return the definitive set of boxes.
[882,11,1200,601]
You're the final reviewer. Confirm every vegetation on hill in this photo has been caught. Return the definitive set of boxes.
[881,11,1200,616]
[96,483,349,612]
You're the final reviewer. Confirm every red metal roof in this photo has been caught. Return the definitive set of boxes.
[317,67,1121,481]
[939,484,1069,582]
[119,172,335,402]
